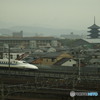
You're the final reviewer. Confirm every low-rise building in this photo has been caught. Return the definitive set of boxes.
[24,52,73,65]
[89,58,100,65]
[3,52,23,60]
[54,58,77,67]
[0,36,60,49]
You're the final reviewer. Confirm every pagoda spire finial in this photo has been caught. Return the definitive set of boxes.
[94,16,95,24]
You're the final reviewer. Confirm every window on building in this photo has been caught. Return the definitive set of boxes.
[51,58,55,62]
[46,59,48,62]
[10,55,13,59]
[69,59,71,62]
[95,55,98,58]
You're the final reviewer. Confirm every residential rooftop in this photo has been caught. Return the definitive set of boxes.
[0,36,59,40]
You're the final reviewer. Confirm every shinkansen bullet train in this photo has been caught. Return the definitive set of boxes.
[0,59,38,70]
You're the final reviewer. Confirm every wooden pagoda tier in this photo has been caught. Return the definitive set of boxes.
[88,23,100,29]
[88,24,100,38]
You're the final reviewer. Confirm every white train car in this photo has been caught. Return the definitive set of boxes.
[0,59,38,70]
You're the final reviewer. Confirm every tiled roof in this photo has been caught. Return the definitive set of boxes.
[89,58,100,63]
[0,37,58,41]
[54,58,71,65]
[71,39,90,47]
[42,52,62,58]
[83,39,100,43]
[88,24,100,29]
[31,52,61,58]
[31,52,72,58]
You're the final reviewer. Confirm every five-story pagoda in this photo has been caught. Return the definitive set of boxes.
[88,17,100,38]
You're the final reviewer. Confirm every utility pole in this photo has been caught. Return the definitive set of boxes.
[8,45,10,76]
[78,58,81,81]
[0,83,5,100]
[72,79,75,100]
[3,44,10,75]
[77,50,81,82]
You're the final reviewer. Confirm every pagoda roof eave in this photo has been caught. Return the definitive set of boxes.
[88,24,100,29]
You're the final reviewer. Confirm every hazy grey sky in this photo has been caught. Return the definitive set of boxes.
[0,0,100,29]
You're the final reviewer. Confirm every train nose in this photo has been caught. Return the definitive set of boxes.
[33,65,38,69]
[28,64,38,69]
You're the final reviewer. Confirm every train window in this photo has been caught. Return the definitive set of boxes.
[23,61,27,63]
[13,61,16,64]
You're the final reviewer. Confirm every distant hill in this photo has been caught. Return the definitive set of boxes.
[0,26,88,37]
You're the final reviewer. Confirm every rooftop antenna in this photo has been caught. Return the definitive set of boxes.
[94,16,95,24]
